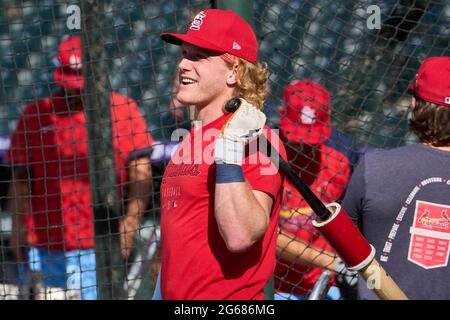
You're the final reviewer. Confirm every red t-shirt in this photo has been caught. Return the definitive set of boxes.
[7,91,153,251]
[274,144,351,295]
[160,113,286,300]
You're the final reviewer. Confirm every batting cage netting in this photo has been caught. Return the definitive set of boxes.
[0,0,449,300]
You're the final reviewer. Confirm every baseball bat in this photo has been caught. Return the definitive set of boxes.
[224,98,408,300]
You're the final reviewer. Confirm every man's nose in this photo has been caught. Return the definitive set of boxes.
[178,57,193,71]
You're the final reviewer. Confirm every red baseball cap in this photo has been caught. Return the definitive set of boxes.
[408,56,450,107]
[160,9,258,64]
[279,79,331,145]
[53,35,84,89]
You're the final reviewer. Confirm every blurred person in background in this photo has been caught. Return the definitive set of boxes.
[6,35,153,299]
[274,79,358,300]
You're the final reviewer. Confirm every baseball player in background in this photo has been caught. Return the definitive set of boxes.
[342,56,450,299]
[158,8,286,300]
[274,79,357,300]
[6,35,153,299]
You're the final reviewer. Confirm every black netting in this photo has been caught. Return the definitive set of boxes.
[0,0,448,300]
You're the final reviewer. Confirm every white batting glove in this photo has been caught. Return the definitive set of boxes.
[334,257,358,288]
[214,99,266,165]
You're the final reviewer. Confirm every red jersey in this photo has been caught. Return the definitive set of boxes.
[7,91,153,251]
[274,143,351,295]
[160,113,285,300]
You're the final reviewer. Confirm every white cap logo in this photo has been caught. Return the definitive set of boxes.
[301,106,316,125]
[445,97,450,105]
[190,11,206,31]
[69,54,82,70]
[232,42,241,50]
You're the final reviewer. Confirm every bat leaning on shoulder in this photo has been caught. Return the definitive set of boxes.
[224,98,408,300]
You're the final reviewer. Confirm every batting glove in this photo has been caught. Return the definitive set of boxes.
[214,98,266,165]
[334,257,358,288]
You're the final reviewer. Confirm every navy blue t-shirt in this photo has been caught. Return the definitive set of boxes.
[343,143,450,300]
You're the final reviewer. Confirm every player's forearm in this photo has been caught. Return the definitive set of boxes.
[7,178,30,216]
[125,157,152,221]
[212,99,269,252]
[276,231,336,269]
[7,179,31,256]
[214,182,269,253]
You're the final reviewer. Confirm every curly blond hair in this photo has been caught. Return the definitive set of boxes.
[225,59,269,110]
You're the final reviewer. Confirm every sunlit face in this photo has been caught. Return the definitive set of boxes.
[176,43,236,109]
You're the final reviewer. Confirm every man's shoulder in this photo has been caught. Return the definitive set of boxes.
[319,145,352,182]
[364,144,417,161]
[321,143,351,162]
[22,96,54,115]
[357,144,426,179]
[17,97,56,130]
[110,91,136,106]
[109,91,143,120]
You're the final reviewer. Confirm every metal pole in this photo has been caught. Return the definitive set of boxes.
[80,0,125,300]
[308,270,333,300]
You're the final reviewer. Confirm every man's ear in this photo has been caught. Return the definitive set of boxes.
[226,64,238,86]
[411,96,416,108]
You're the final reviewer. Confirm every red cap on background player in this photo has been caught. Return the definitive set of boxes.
[53,35,84,89]
[279,79,332,145]
[160,9,258,64]
[408,56,450,107]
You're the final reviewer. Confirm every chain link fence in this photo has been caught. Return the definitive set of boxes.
[0,0,449,299]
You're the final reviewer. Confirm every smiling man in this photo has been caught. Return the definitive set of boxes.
[159,9,285,300]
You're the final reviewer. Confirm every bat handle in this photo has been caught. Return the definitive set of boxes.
[359,258,409,300]
[278,159,331,220]
[313,203,409,300]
